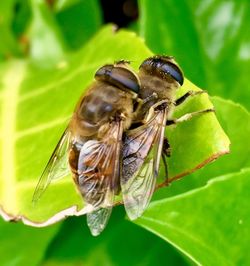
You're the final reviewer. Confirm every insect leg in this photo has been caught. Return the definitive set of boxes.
[114,59,131,65]
[134,92,158,113]
[68,143,81,185]
[161,153,169,184]
[161,138,171,183]
[163,137,171,157]
[175,90,207,106]
[167,108,215,125]
[132,94,158,124]
[142,92,158,105]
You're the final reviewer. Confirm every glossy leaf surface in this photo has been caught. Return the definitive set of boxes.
[139,0,250,109]
[134,168,250,265]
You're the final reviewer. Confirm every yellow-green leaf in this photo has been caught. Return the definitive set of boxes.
[0,26,229,226]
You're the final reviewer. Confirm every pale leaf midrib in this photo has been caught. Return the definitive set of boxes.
[1,61,26,212]
[15,116,70,139]
[18,62,104,103]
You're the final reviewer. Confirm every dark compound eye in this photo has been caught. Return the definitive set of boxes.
[140,56,184,86]
[95,65,140,93]
[161,61,184,85]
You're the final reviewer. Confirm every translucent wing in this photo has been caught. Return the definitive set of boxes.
[32,128,71,203]
[87,207,112,236]
[121,106,168,220]
[77,120,123,236]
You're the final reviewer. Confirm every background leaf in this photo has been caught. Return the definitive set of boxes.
[134,168,250,265]
[55,0,102,49]
[0,0,23,59]
[29,0,66,67]
[0,218,59,266]
[139,0,250,110]
[11,0,31,40]
[42,207,190,266]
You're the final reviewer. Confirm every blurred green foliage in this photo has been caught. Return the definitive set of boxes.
[139,0,250,110]
[0,0,249,265]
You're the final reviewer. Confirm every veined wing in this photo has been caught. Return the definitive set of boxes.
[32,128,71,203]
[121,106,168,220]
[77,120,123,236]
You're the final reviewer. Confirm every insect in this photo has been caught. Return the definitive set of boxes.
[33,56,213,236]
[32,61,141,236]
[121,55,214,220]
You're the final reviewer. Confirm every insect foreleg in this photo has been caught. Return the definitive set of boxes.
[161,154,169,183]
[161,138,171,184]
[166,108,215,125]
[175,90,207,106]
[133,92,158,114]
[163,137,171,157]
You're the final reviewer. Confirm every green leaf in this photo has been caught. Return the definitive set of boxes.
[0,0,23,59]
[0,218,59,266]
[54,0,82,11]
[29,0,66,68]
[210,97,250,169]
[165,83,230,182]
[55,0,102,49]
[11,0,31,39]
[190,97,250,179]
[42,208,189,266]
[139,0,250,110]
[134,168,250,266]
[0,26,229,226]
[154,96,250,199]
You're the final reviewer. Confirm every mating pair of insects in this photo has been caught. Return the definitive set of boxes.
[33,55,213,236]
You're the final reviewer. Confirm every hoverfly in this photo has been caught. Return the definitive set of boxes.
[121,56,183,220]
[121,55,213,220]
[33,61,141,236]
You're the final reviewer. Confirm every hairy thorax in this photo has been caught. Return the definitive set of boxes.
[135,73,179,121]
[69,81,134,140]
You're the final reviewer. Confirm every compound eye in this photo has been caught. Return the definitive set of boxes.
[140,56,184,86]
[95,65,140,93]
[161,61,184,85]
